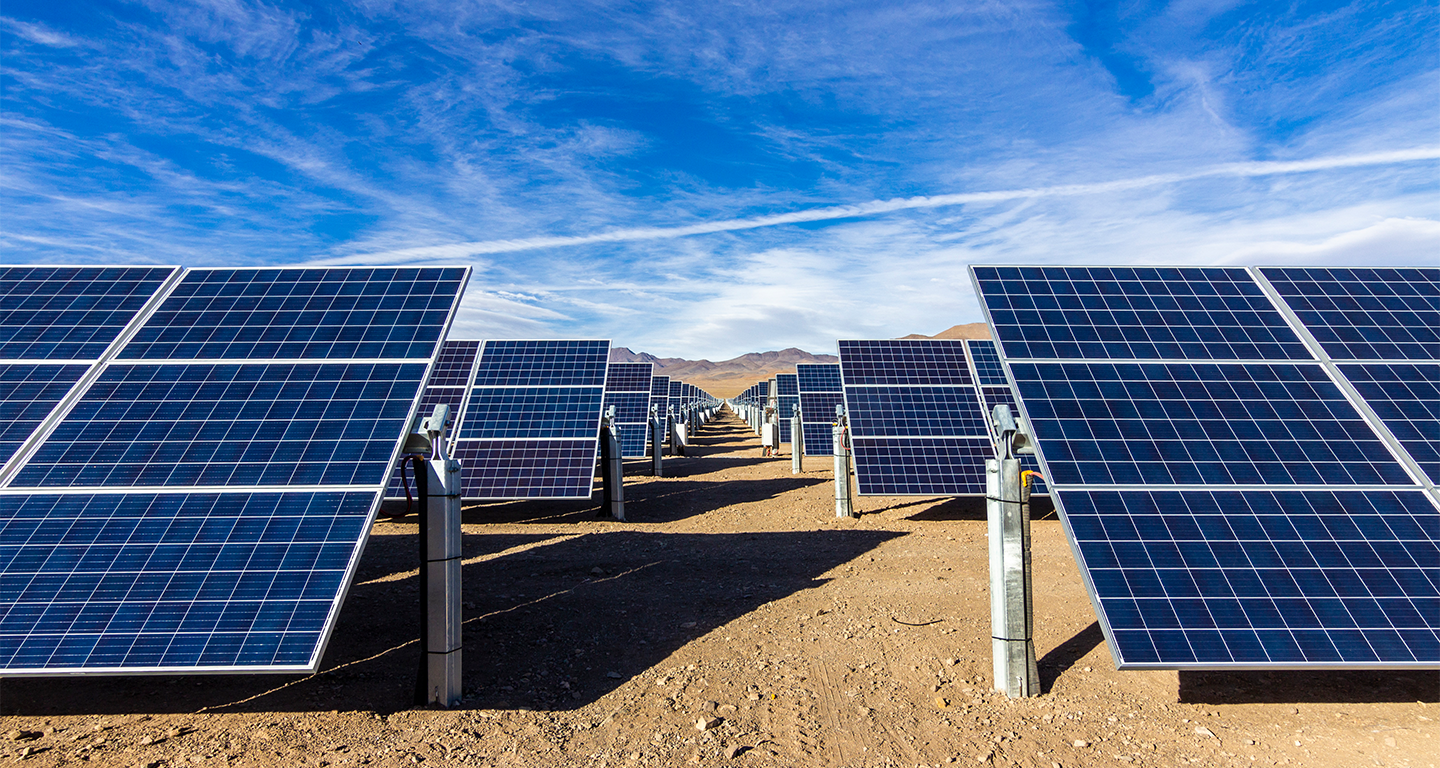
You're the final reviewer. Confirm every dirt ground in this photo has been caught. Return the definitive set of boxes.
[2,409,1436,767]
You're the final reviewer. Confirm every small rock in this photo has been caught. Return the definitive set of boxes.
[590,567,605,576]
[1194,726,1217,739]
[975,749,993,763]
[606,671,622,679]
[5,731,40,742]
[724,744,746,759]
[165,727,184,738]
[681,622,697,629]
[945,658,958,666]
[747,693,761,701]
[1072,740,1089,748]
[717,704,737,715]
[698,700,717,712]
[935,696,950,709]
[139,735,154,745]
[696,716,722,731]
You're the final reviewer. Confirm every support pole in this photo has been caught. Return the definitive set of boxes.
[832,405,855,518]
[987,406,1039,698]
[791,404,803,474]
[600,410,625,521]
[650,405,664,477]
[415,405,462,707]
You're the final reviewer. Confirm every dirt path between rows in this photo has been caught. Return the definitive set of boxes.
[2,409,1435,767]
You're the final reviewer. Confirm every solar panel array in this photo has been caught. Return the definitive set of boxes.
[774,373,799,444]
[604,362,655,458]
[453,340,609,499]
[1,266,468,675]
[837,340,994,495]
[384,340,480,498]
[973,265,1438,669]
[797,363,843,456]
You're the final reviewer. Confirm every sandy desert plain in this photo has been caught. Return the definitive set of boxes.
[0,409,1435,768]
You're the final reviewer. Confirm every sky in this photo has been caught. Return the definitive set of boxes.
[2,0,1436,360]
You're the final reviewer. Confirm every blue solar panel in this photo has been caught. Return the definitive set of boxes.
[775,373,800,443]
[650,375,670,422]
[605,363,654,458]
[13,362,427,488]
[965,339,1009,385]
[1010,361,1413,487]
[1339,363,1439,484]
[453,340,608,500]
[0,267,177,361]
[972,264,1438,669]
[120,268,466,361]
[1262,267,1440,361]
[840,340,990,495]
[1,265,469,675]
[0,491,373,671]
[1063,488,1439,666]
[974,266,1312,361]
[471,340,609,386]
[850,437,994,495]
[0,364,90,467]
[798,364,843,456]
[426,340,480,387]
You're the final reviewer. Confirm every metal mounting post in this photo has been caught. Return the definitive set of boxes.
[669,405,685,456]
[650,404,664,477]
[987,404,1038,698]
[833,405,855,518]
[599,406,625,521]
[791,403,803,474]
[410,404,463,707]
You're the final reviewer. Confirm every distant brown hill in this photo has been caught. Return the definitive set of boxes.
[609,347,838,399]
[897,322,992,340]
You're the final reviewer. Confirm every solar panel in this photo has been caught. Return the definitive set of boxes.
[0,266,468,675]
[453,340,608,499]
[839,340,992,495]
[0,266,178,360]
[604,363,654,458]
[798,363,843,456]
[1336,363,1439,484]
[972,264,1438,669]
[775,373,799,443]
[1261,267,1439,361]
[650,375,670,428]
[385,340,480,499]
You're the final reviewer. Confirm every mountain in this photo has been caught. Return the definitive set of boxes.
[609,347,838,399]
[897,322,992,340]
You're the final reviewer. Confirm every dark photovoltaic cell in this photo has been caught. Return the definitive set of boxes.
[972,264,1438,669]
[839,340,974,385]
[453,439,597,499]
[454,340,608,500]
[13,363,427,489]
[1009,361,1414,488]
[0,364,90,467]
[1063,488,1439,666]
[840,340,991,495]
[1339,363,1440,484]
[850,437,993,496]
[966,339,1009,386]
[1262,267,1440,361]
[605,363,654,394]
[798,364,842,456]
[425,340,481,387]
[0,491,373,671]
[0,266,176,361]
[975,266,1312,362]
[0,265,468,675]
[471,340,609,386]
[605,363,654,458]
[120,268,466,361]
[775,373,799,443]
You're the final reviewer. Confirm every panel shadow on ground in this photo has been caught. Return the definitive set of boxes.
[0,529,901,715]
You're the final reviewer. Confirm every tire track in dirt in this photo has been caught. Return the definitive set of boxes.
[809,653,865,766]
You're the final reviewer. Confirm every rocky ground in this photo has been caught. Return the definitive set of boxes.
[2,409,1435,767]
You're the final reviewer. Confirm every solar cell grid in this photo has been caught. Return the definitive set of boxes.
[453,439,596,498]
[1009,361,1414,487]
[851,437,993,496]
[974,265,1312,361]
[966,339,1009,385]
[0,267,176,361]
[0,364,90,467]
[1338,363,1440,485]
[426,340,480,387]
[798,364,843,456]
[1262,267,1440,361]
[605,363,653,393]
[838,340,973,386]
[471,340,609,386]
[797,363,842,393]
[120,268,465,361]
[844,387,987,437]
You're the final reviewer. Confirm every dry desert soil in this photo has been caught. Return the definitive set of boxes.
[1,409,1436,768]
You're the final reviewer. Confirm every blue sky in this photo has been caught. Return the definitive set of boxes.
[3,0,1436,359]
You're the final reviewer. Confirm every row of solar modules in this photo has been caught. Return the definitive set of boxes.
[0,265,470,676]
[972,265,1438,670]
